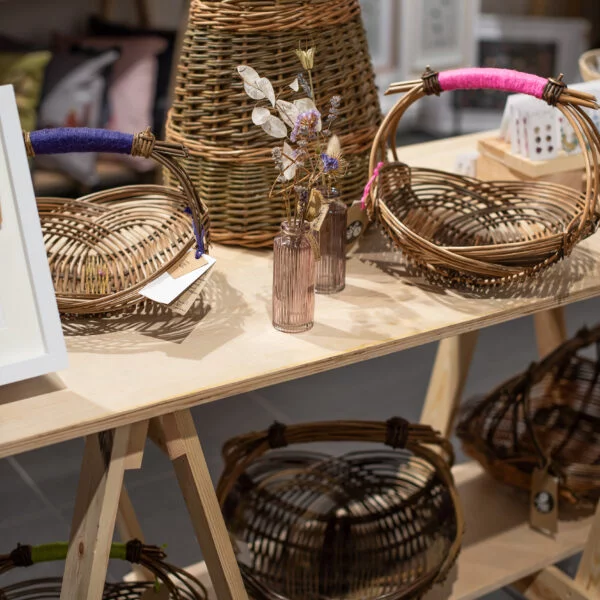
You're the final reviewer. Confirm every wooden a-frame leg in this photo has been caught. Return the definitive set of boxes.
[534,307,567,357]
[420,331,479,436]
[60,426,131,600]
[158,410,249,600]
[576,501,600,599]
[116,419,151,581]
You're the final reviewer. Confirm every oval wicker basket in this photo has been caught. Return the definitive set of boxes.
[25,127,210,315]
[579,49,600,81]
[0,539,207,599]
[216,418,462,600]
[165,0,381,248]
[457,324,600,508]
[366,67,600,287]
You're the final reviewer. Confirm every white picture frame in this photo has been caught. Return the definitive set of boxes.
[0,84,67,386]
[400,0,480,77]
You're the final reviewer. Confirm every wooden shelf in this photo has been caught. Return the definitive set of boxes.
[181,462,593,600]
[3,130,600,460]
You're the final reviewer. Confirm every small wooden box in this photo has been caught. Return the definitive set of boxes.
[476,137,585,191]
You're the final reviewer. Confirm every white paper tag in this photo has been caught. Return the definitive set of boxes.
[170,262,215,316]
[139,254,216,304]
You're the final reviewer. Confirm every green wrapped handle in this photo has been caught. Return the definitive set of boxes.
[28,542,128,564]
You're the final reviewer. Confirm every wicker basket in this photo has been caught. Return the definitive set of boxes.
[457,324,600,508]
[165,0,381,248]
[579,49,600,81]
[25,127,210,315]
[216,418,462,599]
[0,539,207,599]
[366,67,600,287]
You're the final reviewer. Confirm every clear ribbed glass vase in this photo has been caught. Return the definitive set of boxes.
[272,220,315,333]
[316,188,347,294]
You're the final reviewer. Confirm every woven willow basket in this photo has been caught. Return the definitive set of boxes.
[217,419,462,600]
[0,539,207,599]
[165,0,381,248]
[25,127,210,315]
[457,324,600,508]
[579,49,600,82]
[366,67,600,287]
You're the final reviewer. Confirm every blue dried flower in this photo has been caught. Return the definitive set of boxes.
[321,153,339,173]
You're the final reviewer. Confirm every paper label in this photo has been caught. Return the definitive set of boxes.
[234,538,252,567]
[168,252,208,278]
[530,466,559,536]
[139,254,216,304]
[311,204,329,232]
[169,262,215,316]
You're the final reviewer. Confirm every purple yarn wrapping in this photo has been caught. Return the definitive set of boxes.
[29,128,134,155]
[184,207,205,258]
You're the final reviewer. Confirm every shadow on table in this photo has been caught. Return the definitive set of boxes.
[354,225,600,308]
[62,270,252,355]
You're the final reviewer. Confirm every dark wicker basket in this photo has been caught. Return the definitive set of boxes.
[165,0,381,248]
[365,67,600,287]
[457,324,600,507]
[0,539,207,599]
[216,418,463,600]
[25,127,210,315]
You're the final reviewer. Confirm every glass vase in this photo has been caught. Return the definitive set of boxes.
[316,188,347,294]
[272,220,315,333]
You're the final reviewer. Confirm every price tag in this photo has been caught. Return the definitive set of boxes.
[530,466,559,536]
[139,254,216,304]
[310,204,329,233]
[170,262,215,316]
[168,251,208,278]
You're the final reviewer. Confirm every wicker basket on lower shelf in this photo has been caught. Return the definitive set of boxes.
[457,324,600,508]
[25,127,210,316]
[0,539,207,599]
[216,418,462,600]
[366,67,600,287]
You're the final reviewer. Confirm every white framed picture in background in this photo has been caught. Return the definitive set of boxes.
[0,84,67,385]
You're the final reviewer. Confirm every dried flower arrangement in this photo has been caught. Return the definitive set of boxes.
[237,48,346,227]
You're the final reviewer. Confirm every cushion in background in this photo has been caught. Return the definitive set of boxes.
[35,49,119,186]
[0,51,52,131]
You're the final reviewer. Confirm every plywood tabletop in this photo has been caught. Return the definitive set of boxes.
[3,130,600,458]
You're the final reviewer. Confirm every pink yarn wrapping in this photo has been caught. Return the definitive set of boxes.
[361,161,384,209]
[438,68,547,98]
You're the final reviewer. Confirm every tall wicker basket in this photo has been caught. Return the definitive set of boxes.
[166,0,381,248]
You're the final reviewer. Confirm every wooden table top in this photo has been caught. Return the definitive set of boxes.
[3,130,600,458]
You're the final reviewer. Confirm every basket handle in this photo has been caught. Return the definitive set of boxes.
[437,67,550,98]
[24,127,159,158]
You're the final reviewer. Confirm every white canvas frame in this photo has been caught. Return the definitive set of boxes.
[0,85,67,386]
[400,0,479,77]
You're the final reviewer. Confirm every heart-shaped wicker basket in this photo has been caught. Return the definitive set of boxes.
[365,67,600,287]
[217,418,462,600]
[25,127,210,315]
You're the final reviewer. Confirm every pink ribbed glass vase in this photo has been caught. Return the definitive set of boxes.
[316,188,347,294]
[272,221,315,333]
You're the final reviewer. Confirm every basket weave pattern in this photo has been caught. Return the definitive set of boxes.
[166,0,381,248]
[27,130,210,315]
[217,419,462,599]
[457,325,600,507]
[367,69,600,287]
